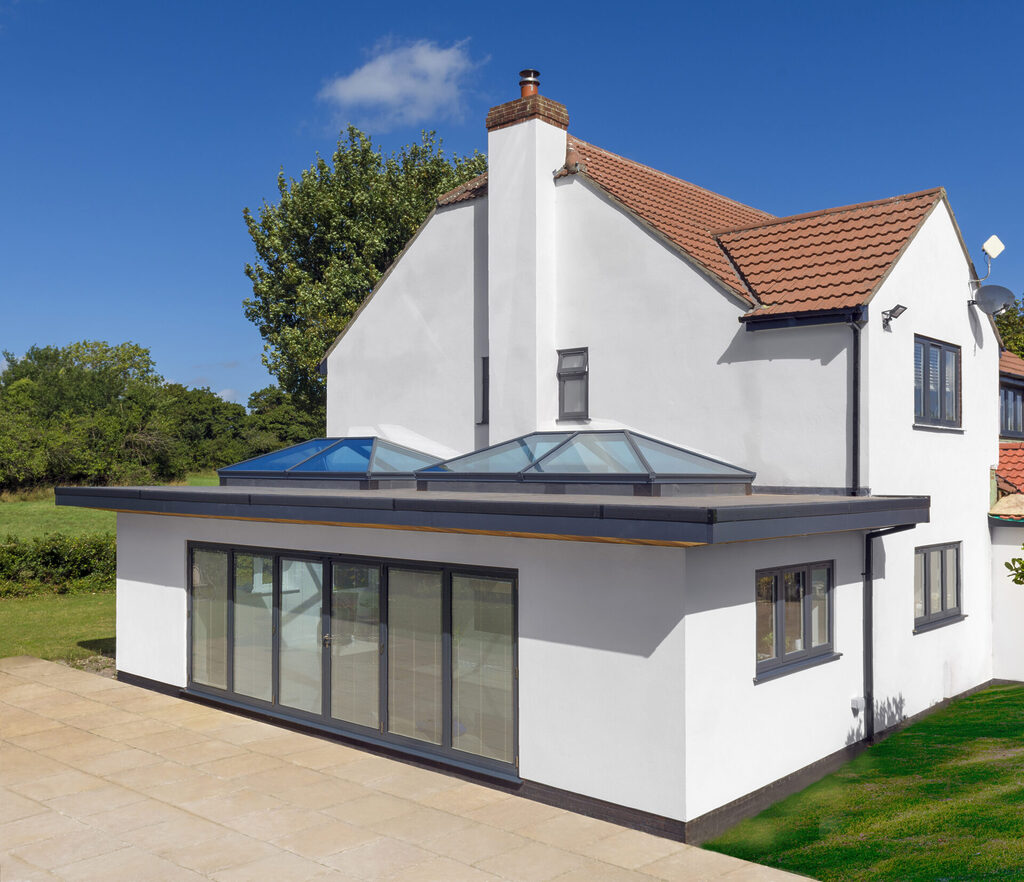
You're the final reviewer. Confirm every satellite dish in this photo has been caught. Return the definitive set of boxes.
[973,284,1016,315]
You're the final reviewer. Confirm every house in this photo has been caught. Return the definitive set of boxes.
[58,70,1015,843]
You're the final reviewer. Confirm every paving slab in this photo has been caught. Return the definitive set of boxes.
[0,656,809,881]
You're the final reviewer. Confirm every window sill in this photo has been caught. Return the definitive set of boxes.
[912,423,964,435]
[913,613,966,634]
[556,418,591,424]
[754,651,842,684]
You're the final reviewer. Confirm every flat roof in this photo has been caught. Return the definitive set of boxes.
[56,485,930,547]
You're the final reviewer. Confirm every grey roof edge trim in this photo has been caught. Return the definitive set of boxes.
[56,488,931,546]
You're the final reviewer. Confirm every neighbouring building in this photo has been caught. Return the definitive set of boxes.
[59,70,1020,843]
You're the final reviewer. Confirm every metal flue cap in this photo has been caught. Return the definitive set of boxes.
[519,69,540,97]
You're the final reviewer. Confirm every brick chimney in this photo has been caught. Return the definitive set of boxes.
[485,70,568,440]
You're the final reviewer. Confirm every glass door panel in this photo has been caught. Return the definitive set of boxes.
[191,549,228,689]
[452,575,514,762]
[233,554,274,702]
[388,568,442,744]
[279,558,323,714]
[331,563,380,729]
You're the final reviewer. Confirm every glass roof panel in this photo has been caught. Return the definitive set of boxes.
[220,438,338,472]
[291,438,374,473]
[527,432,645,474]
[631,435,752,476]
[370,441,441,473]
[432,433,572,473]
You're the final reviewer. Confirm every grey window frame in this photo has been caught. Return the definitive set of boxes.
[755,559,835,680]
[557,347,589,420]
[478,356,489,425]
[914,541,962,631]
[914,335,961,428]
[186,540,519,779]
[1000,379,1024,438]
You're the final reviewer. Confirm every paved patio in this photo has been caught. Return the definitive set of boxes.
[0,657,806,881]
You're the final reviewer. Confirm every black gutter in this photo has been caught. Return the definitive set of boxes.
[740,306,865,331]
[862,524,917,741]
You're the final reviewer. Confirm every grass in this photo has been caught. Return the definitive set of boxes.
[706,684,1024,880]
[0,470,218,540]
[0,593,115,662]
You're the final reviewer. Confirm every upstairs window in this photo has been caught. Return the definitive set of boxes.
[557,348,588,420]
[914,542,961,630]
[1001,382,1024,438]
[914,336,960,428]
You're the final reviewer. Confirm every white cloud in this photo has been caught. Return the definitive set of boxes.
[318,39,479,132]
[217,388,238,403]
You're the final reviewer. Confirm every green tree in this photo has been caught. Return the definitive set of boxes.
[243,385,325,456]
[157,384,249,472]
[996,297,1024,358]
[243,126,486,408]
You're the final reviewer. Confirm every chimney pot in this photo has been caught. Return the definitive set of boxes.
[519,68,540,97]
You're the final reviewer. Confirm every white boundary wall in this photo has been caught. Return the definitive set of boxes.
[991,523,1024,681]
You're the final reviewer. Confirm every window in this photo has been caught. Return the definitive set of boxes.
[755,561,833,677]
[188,543,517,774]
[1001,381,1024,438]
[914,336,960,427]
[479,356,489,425]
[557,348,588,420]
[914,542,961,629]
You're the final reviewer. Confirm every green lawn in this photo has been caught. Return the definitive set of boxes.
[0,593,115,661]
[706,684,1024,880]
[0,471,218,540]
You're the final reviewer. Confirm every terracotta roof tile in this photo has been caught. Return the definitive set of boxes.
[1001,350,1024,379]
[565,138,772,300]
[718,190,943,317]
[437,173,488,206]
[997,442,1024,494]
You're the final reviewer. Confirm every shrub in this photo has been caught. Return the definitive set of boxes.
[0,532,115,596]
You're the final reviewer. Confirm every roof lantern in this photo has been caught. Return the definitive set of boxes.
[418,430,755,497]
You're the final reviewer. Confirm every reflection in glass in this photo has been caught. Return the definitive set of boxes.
[756,574,776,661]
[944,546,958,611]
[192,549,228,689]
[914,552,925,619]
[452,576,514,762]
[914,341,924,418]
[233,554,273,701]
[331,563,380,728]
[810,567,829,648]
[928,347,941,419]
[783,570,804,654]
[944,351,958,422]
[531,432,644,474]
[279,558,323,714]
[388,569,442,744]
[929,550,942,617]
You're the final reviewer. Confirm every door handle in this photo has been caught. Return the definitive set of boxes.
[322,633,333,647]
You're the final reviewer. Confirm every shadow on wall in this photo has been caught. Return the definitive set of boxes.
[716,324,847,367]
[846,693,906,745]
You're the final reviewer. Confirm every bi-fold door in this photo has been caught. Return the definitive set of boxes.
[188,543,517,774]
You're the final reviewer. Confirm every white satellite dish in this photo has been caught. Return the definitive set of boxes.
[972,284,1016,316]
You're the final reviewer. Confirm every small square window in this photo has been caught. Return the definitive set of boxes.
[755,560,834,677]
[914,336,960,428]
[914,542,961,630]
[557,348,588,420]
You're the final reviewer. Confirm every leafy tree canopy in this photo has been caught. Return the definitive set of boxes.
[996,298,1024,359]
[243,126,486,408]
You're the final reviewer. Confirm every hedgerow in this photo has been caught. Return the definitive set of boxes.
[0,532,115,596]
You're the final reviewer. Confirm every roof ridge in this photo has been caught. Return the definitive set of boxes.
[568,136,774,225]
[716,188,945,236]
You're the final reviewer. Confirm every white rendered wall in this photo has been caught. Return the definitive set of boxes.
[325,199,487,458]
[116,513,188,687]
[682,532,864,820]
[991,524,1024,680]
[486,118,566,442]
[117,513,688,820]
[553,178,853,489]
[864,203,998,722]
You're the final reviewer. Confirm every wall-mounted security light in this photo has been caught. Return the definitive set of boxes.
[881,304,907,331]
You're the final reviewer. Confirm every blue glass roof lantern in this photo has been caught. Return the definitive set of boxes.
[420,430,756,483]
[219,437,439,478]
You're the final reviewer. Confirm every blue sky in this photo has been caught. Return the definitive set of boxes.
[2,0,1022,404]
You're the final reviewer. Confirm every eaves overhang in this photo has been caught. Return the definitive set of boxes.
[739,306,866,331]
[56,486,929,548]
